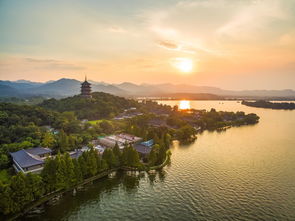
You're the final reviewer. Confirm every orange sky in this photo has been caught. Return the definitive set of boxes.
[0,0,295,89]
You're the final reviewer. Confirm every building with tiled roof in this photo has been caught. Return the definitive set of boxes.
[10,147,52,173]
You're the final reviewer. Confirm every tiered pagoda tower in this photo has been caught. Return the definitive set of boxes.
[80,76,92,98]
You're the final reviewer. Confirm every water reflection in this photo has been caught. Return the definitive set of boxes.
[22,170,167,220]
[158,170,167,182]
[179,100,190,110]
[148,173,156,185]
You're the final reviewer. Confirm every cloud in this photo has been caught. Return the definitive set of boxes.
[156,40,197,54]
[24,58,85,70]
[157,40,178,49]
[217,0,291,37]
[108,26,126,33]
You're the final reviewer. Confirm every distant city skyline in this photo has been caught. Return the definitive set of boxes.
[1,0,295,90]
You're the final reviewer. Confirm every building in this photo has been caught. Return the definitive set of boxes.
[134,139,154,157]
[10,147,52,174]
[69,149,83,159]
[81,76,92,98]
[134,144,152,157]
[97,133,143,149]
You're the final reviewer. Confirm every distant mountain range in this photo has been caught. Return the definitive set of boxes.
[0,78,126,98]
[0,78,295,99]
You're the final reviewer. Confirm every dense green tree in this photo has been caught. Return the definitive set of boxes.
[102,148,116,169]
[99,120,114,134]
[78,154,88,178]
[57,130,69,152]
[68,135,77,150]
[0,154,9,169]
[41,132,55,148]
[63,153,76,188]
[100,159,108,171]
[10,173,31,212]
[122,145,141,167]
[112,142,122,166]
[54,153,66,190]
[148,143,167,166]
[72,159,83,184]
[175,125,197,143]
[0,181,14,214]
[41,157,57,193]
[40,92,138,120]
[88,149,98,176]
[164,133,172,149]
[157,144,167,165]
[148,145,158,166]
[26,173,44,200]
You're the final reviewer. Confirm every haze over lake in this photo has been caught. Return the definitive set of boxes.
[23,101,295,220]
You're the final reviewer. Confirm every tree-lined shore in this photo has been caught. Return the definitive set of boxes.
[0,144,170,216]
[242,100,295,110]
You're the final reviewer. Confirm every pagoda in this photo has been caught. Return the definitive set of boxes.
[80,76,92,98]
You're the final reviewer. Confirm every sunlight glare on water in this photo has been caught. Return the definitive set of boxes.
[179,100,191,110]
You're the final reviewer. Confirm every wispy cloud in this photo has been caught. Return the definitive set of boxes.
[156,40,196,54]
[217,0,290,37]
[25,58,85,70]
[108,26,126,33]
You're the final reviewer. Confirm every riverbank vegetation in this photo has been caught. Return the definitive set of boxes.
[0,143,169,216]
[242,100,295,110]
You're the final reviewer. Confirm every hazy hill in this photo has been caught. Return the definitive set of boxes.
[0,85,20,97]
[0,80,39,90]
[115,82,295,98]
[0,78,127,98]
[28,78,81,96]
[116,82,161,95]
[0,78,294,99]
[157,93,223,100]
[14,79,43,86]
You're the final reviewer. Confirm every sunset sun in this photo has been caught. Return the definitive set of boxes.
[172,58,193,73]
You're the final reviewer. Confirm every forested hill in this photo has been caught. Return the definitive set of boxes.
[40,92,139,120]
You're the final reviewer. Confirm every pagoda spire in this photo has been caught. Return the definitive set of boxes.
[81,75,92,98]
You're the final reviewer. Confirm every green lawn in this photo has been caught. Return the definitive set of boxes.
[0,169,11,183]
[88,119,104,125]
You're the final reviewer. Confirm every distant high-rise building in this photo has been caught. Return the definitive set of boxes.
[81,76,92,98]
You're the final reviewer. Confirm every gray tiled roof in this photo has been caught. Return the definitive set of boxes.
[134,144,152,155]
[10,149,44,168]
[70,150,83,159]
[25,147,52,156]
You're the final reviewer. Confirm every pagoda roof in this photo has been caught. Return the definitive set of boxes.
[81,80,91,86]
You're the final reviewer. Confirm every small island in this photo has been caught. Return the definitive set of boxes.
[242,100,295,110]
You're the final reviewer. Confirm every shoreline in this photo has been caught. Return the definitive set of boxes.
[4,151,171,220]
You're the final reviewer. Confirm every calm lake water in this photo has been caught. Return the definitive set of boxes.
[23,101,295,221]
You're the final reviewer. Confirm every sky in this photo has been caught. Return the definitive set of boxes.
[0,0,295,90]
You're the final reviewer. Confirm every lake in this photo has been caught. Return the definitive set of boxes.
[23,101,295,221]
